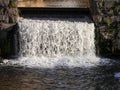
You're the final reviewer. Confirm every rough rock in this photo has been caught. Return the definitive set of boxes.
[91,0,120,57]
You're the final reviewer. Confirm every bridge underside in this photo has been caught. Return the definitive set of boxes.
[19,8,90,18]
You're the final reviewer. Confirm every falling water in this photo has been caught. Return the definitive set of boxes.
[19,17,95,57]
[4,17,106,68]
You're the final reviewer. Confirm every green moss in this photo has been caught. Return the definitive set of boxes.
[106,19,111,27]
[115,5,120,12]
[117,23,120,30]
[10,1,16,7]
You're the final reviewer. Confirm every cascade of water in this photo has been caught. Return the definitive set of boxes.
[19,17,95,57]
[4,17,103,68]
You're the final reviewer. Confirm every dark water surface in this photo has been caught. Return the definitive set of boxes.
[0,62,120,90]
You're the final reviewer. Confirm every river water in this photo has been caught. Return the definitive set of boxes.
[0,62,120,90]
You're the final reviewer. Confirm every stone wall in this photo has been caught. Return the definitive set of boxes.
[0,0,18,24]
[91,0,120,57]
[0,0,19,59]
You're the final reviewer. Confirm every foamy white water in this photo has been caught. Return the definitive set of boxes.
[19,17,95,57]
[3,17,109,68]
[115,72,120,78]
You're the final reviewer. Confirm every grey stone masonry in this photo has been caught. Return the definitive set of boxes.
[91,0,120,57]
[0,0,19,59]
[0,0,18,24]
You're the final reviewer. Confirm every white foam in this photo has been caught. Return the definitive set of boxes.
[19,17,95,57]
[3,56,101,68]
[114,72,120,78]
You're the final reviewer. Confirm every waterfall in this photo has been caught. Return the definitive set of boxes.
[4,17,103,68]
[19,17,95,57]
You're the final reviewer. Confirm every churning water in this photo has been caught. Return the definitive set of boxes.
[19,17,95,57]
[3,17,110,68]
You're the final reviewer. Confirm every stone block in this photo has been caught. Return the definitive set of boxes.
[93,15,103,23]
[116,16,120,22]
[9,16,18,23]
[0,0,9,7]
[0,8,4,15]
[96,1,103,8]
[112,38,120,52]
[0,15,9,23]
[110,16,117,24]
[8,8,18,16]
[107,9,114,15]
[104,1,115,8]
[0,15,4,21]
[99,25,106,32]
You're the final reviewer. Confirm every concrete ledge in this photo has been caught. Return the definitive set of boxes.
[18,0,90,8]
